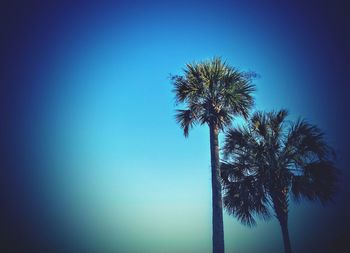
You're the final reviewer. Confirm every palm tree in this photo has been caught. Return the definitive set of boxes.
[220,109,338,253]
[171,57,256,253]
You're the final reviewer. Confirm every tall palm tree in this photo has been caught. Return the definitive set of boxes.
[171,57,256,253]
[220,109,338,253]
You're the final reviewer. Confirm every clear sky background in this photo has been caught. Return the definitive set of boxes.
[1,1,349,253]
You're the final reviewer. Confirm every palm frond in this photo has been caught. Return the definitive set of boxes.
[223,127,250,157]
[250,111,269,138]
[223,74,255,119]
[171,75,203,105]
[284,119,332,163]
[175,109,196,137]
[270,109,288,136]
[220,162,244,184]
[223,175,271,227]
[291,161,338,204]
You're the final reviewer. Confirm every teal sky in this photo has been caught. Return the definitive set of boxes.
[2,1,349,253]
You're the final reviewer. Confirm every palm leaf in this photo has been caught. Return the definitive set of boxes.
[175,109,196,137]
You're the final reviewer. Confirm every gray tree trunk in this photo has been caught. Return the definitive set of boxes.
[209,123,224,253]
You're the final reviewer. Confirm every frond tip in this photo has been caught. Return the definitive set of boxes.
[175,109,196,137]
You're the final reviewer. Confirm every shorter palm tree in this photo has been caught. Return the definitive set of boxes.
[220,109,338,253]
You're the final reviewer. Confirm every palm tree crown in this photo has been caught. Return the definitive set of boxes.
[172,57,256,136]
[220,109,337,253]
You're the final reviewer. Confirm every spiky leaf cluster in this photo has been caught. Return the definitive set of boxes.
[221,109,338,226]
[172,57,256,136]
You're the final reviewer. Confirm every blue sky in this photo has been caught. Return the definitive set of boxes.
[2,1,349,253]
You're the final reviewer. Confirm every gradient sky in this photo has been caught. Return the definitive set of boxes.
[1,1,350,253]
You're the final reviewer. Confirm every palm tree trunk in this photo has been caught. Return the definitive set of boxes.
[278,214,292,253]
[209,122,224,253]
[272,191,292,253]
